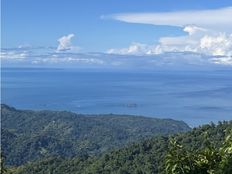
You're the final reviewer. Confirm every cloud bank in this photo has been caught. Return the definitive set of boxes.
[107,32,232,64]
[2,47,232,69]
[1,49,28,60]
[106,6,232,65]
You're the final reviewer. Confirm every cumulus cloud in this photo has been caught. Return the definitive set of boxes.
[110,7,232,33]
[57,34,79,51]
[106,6,232,65]
[107,31,232,65]
[107,43,150,55]
[200,34,232,56]
[106,42,166,55]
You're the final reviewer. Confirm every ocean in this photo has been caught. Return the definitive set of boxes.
[2,68,232,127]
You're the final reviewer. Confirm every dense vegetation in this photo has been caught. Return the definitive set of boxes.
[5,121,232,174]
[166,130,232,174]
[1,104,190,166]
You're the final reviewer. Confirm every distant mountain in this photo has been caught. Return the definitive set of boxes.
[1,104,190,166]
[10,120,232,174]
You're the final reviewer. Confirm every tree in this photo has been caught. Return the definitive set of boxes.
[165,130,232,174]
[217,130,232,174]
[1,152,8,174]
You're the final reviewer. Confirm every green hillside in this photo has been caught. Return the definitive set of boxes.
[1,104,190,166]
[8,121,232,174]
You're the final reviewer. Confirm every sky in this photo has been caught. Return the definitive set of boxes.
[1,0,232,68]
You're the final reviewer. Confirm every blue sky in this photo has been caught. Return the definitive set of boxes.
[2,0,232,68]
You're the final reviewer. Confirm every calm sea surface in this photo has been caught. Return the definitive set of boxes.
[2,68,232,126]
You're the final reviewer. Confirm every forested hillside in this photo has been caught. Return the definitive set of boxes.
[1,104,190,166]
[7,121,232,174]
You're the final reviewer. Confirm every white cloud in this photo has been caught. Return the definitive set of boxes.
[1,50,28,59]
[200,34,232,56]
[32,57,104,65]
[157,35,199,52]
[105,6,232,66]
[211,56,232,65]
[106,31,232,65]
[106,6,232,66]
[183,25,206,35]
[110,7,232,33]
[2,47,232,68]
[57,34,79,51]
[107,43,150,55]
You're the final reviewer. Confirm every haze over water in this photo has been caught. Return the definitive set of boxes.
[2,68,232,127]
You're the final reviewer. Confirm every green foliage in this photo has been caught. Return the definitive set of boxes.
[165,129,232,174]
[10,120,232,174]
[1,152,8,174]
[165,139,193,174]
[217,130,232,174]
[1,104,190,166]
[2,105,231,173]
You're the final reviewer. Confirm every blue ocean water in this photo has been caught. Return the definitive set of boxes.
[1,68,232,126]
